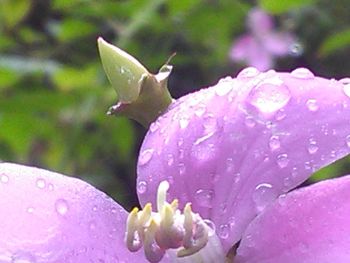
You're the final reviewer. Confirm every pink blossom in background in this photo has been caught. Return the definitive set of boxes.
[230,8,298,71]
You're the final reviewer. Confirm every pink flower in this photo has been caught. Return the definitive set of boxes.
[230,8,297,71]
[1,68,350,262]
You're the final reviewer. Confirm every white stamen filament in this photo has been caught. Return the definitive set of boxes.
[125,180,225,262]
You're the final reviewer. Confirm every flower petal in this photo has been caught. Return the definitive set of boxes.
[230,35,273,71]
[235,175,350,263]
[247,8,274,36]
[262,32,295,56]
[137,70,350,253]
[0,163,146,263]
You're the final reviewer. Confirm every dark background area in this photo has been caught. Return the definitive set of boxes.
[0,0,349,209]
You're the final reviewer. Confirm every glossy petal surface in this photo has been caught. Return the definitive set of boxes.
[0,163,145,263]
[235,175,350,263]
[137,69,350,252]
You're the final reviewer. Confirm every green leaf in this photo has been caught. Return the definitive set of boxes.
[259,0,315,14]
[0,0,31,28]
[319,28,350,57]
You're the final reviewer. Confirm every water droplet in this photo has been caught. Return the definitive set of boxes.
[139,149,154,166]
[306,99,319,112]
[195,189,214,208]
[249,79,291,113]
[167,154,174,166]
[253,183,276,213]
[178,138,184,147]
[228,216,236,228]
[1,174,9,183]
[36,178,46,189]
[245,116,256,128]
[178,163,186,175]
[149,121,159,133]
[346,135,350,147]
[277,153,289,168]
[179,116,189,129]
[194,131,215,145]
[226,158,234,173]
[275,109,286,121]
[215,82,232,96]
[218,224,229,239]
[237,67,260,79]
[48,183,54,191]
[289,42,304,56]
[192,142,215,161]
[291,68,314,79]
[55,199,69,216]
[137,181,148,194]
[92,206,98,212]
[308,139,319,154]
[194,104,206,117]
[203,114,217,134]
[269,135,281,151]
[343,82,350,98]
[26,207,35,213]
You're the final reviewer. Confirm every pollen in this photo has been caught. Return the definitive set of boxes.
[125,181,211,263]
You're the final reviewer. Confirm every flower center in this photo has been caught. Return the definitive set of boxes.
[125,181,225,262]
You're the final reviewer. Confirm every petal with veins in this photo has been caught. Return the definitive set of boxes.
[137,70,350,253]
[0,163,146,263]
[235,175,350,263]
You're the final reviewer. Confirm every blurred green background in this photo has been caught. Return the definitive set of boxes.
[0,0,349,209]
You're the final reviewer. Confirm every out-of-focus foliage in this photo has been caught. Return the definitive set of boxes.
[0,0,349,208]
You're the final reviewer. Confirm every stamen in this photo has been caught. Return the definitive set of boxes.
[125,180,224,262]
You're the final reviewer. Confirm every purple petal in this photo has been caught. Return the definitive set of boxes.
[247,8,274,36]
[137,69,350,252]
[262,32,295,56]
[0,163,145,263]
[230,35,273,71]
[235,175,350,263]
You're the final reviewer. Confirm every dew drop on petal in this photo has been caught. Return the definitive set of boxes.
[48,183,54,191]
[277,153,289,168]
[237,67,260,79]
[218,224,230,239]
[26,207,35,213]
[275,109,287,121]
[306,99,319,112]
[167,154,174,166]
[195,189,214,208]
[308,138,319,154]
[253,183,276,213]
[179,116,190,129]
[137,181,148,194]
[178,163,186,175]
[55,199,69,216]
[36,178,46,189]
[139,149,154,166]
[215,82,232,96]
[249,79,291,113]
[194,104,206,117]
[0,174,9,184]
[245,116,256,128]
[291,68,314,79]
[343,83,350,98]
[269,135,281,151]
[149,121,160,133]
[226,158,234,173]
